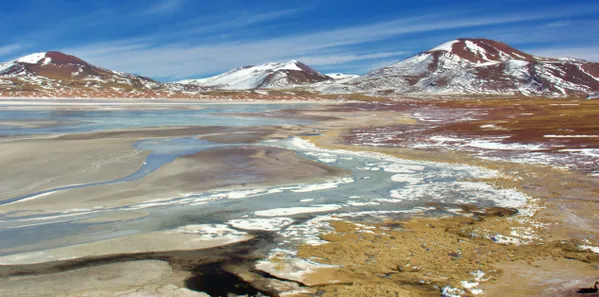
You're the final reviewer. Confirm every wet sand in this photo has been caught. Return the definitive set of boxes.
[0,120,75,129]
[77,211,150,224]
[0,226,253,265]
[0,126,242,204]
[0,232,280,297]
[0,137,148,203]
[0,145,347,214]
[0,260,191,297]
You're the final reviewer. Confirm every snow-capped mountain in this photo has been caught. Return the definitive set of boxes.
[3,40,598,99]
[0,51,205,98]
[325,73,360,83]
[317,38,599,97]
[178,60,332,90]
[0,51,162,88]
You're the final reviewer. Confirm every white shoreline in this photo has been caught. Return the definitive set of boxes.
[0,97,346,105]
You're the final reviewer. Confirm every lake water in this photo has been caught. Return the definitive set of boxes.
[0,102,529,257]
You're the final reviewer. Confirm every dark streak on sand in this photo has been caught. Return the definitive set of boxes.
[0,232,279,296]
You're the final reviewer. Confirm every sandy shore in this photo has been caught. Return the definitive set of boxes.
[0,98,343,106]
[0,260,194,297]
[0,225,253,265]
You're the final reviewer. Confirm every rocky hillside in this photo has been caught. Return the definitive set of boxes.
[316,38,599,97]
[0,51,204,98]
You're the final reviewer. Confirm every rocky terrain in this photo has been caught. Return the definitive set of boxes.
[0,51,205,98]
[313,38,599,97]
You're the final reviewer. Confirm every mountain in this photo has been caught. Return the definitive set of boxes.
[178,60,332,90]
[317,38,599,97]
[0,51,161,88]
[3,41,598,99]
[0,51,204,98]
[326,73,360,82]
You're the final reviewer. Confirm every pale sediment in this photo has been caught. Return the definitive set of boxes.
[0,231,280,297]
[0,137,148,203]
[0,145,348,214]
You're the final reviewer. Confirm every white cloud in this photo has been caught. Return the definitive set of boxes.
[61,5,599,80]
[529,47,599,62]
[144,0,184,15]
[0,44,25,56]
[545,20,573,28]
[296,51,409,66]
[171,8,307,37]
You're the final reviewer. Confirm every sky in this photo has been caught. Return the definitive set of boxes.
[1,0,598,81]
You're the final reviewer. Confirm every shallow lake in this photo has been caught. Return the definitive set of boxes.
[0,101,527,258]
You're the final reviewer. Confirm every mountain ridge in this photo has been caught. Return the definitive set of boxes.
[2,38,599,99]
[315,38,599,97]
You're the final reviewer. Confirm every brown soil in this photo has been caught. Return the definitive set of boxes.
[295,210,598,297]
[282,100,599,296]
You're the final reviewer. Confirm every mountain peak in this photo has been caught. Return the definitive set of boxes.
[16,52,49,64]
[426,38,536,63]
[13,51,89,66]
[0,50,164,93]
[320,37,599,97]
[44,51,89,65]
[178,60,330,90]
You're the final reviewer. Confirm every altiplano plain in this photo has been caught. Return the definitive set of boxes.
[0,98,597,297]
[1,1,599,295]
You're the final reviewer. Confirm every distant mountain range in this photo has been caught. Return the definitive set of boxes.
[2,38,599,98]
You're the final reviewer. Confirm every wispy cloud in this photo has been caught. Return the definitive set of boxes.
[143,0,184,15]
[546,20,573,27]
[297,51,410,66]
[60,3,599,80]
[0,44,25,56]
[343,58,407,74]
[170,8,307,37]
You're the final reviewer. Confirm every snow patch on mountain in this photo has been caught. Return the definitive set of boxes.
[16,52,48,64]
[326,73,360,82]
[178,60,330,90]
[313,38,599,97]
[430,40,458,52]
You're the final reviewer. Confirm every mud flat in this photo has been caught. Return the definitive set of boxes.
[0,224,253,265]
[0,231,282,297]
[0,260,194,297]
[0,125,234,204]
[0,120,76,129]
[0,145,347,215]
[0,136,148,202]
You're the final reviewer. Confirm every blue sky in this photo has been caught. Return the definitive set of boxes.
[1,0,598,81]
